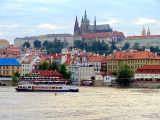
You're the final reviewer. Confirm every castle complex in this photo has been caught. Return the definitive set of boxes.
[121,26,160,48]
[74,10,112,36]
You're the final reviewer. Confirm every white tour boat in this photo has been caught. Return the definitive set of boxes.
[15,80,79,92]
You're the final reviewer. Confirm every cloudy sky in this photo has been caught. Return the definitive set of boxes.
[0,0,160,44]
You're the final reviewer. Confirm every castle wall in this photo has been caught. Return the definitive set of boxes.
[14,36,74,48]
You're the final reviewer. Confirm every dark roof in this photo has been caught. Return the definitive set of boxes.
[88,24,110,31]
[0,58,21,66]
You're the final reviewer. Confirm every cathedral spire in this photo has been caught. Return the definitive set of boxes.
[74,15,80,35]
[94,15,96,26]
[81,16,83,22]
[142,25,146,36]
[94,15,96,32]
[147,26,150,36]
[84,9,87,21]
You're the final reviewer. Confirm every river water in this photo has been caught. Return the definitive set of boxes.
[0,86,160,120]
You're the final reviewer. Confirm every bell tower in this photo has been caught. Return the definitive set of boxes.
[142,25,146,36]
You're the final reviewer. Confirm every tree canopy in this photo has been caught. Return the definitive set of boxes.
[23,42,30,48]
[116,64,131,87]
[38,61,50,70]
[33,39,41,48]
[50,61,60,71]
[74,40,109,54]
[122,42,130,50]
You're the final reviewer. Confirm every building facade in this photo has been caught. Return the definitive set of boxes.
[121,26,160,48]
[14,33,74,48]
[0,58,22,76]
[107,50,160,76]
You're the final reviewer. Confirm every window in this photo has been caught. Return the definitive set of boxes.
[12,66,14,69]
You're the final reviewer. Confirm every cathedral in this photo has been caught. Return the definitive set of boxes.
[74,10,112,35]
[142,25,150,36]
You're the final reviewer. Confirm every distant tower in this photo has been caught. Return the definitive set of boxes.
[147,26,150,35]
[94,15,96,32]
[81,10,90,34]
[142,25,146,36]
[74,16,80,35]
[63,34,68,48]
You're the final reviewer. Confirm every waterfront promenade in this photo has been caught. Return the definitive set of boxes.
[0,86,160,120]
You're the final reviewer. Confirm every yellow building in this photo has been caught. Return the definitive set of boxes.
[0,58,22,76]
[107,50,160,75]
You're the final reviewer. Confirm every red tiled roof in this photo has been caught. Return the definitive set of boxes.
[136,65,160,74]
[88,55,105,62]
[110,51,160,60]
[126,35,160,39]
[82,32,125,38]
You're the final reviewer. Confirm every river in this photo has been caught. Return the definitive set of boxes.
[0,86,160,120]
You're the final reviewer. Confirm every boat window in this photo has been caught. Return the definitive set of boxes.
[52,87,55,89]
[45,87,48,89]
[38,86,41,89]
[42,87,44,89]
[20,86,22,88]
[23,86,25,88]
[28,86,31,88]
[56,87,58,89]
[49,87,52,89]
[59,87,62,89]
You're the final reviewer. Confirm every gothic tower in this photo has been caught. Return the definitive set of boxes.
[74,16,80,35]
[147,26,150,36]
[81,10,90,34]
[94,15,96,32]
[142,25,146,36]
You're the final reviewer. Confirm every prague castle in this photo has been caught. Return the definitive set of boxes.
[74,10,112,36]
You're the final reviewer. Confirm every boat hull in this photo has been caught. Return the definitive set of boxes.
[15,88,79,92]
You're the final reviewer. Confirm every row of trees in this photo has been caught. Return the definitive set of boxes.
[38,61,71,79]
[23,38,64,54]
[74,40,117,55]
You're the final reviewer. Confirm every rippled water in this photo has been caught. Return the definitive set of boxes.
[0,86,160,120]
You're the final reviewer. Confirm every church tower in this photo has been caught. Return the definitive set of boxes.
[94,15,96,32]
[74,16,80,35]
[81,10,90,34]
[142,25,146,36]
[147,26,150,36]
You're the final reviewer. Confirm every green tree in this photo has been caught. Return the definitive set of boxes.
[24,73,30,77]
[122,42,130,50]
[23,42,30,48]
[116,65,131,87]
[47,48,54,54]
[110,41,117,52]
[33,39,41,48]
[50,61,60,71]
[149,46,159,52]
[58,63,71,79]
[133,42,140,50]
[14,71,20,77]
[64,71,71,79]
[12,76,18,86]
[38,61,50,70]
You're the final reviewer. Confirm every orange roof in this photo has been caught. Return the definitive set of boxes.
[65,58,75,64]
[82,32,125,38]
[88,55,105,62]
[110,51,160,60]
[126,35,160,39]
